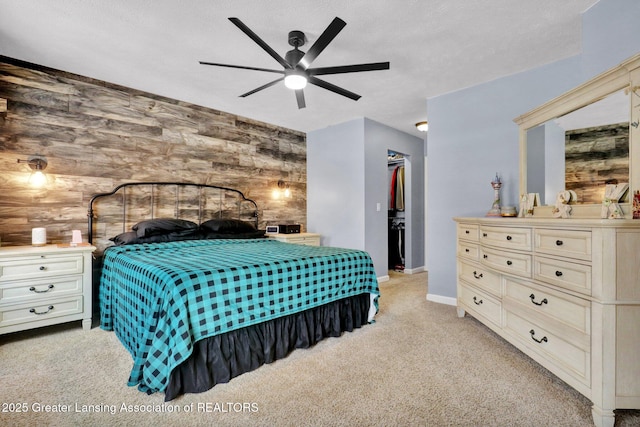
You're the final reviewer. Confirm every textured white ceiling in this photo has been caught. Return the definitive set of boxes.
[0,0,598,137]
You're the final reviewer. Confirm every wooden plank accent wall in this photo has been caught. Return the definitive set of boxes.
[0,57,307,248]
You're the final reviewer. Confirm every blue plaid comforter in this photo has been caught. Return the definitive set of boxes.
[99,238,379,394]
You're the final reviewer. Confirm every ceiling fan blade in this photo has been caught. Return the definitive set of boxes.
[239,77,284,97]
[199,61,285,74]
[295,89,306,109]
[298,17,346,69]
[309,62,390,76]
[308,76,361,101]
[229,17,292,69]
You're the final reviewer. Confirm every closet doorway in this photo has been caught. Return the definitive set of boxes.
[388,150,409,273]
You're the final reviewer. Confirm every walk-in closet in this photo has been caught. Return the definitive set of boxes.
[388,150,406,272]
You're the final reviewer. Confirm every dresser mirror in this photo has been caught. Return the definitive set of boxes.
[514,53,640,218]
[525,89,629,205]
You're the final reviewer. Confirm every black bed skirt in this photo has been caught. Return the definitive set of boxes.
[164,293,372,401]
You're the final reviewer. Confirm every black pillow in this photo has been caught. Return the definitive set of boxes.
[110,229,200,246]
[109,231,139,246]
[201,230,266,240]
[200,218,256,234]
[132,218,198,237]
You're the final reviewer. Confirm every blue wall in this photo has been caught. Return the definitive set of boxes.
[307,118,424,278]
[425,0,640,301]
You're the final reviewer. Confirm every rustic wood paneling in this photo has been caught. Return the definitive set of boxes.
[0,56,306,248]
[565,123,629,204]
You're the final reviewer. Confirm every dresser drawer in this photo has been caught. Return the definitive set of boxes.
[534,229,592,261]
[504,310,590,387]
[458,260,501,297]
[534,256,591,295]
[0,296,83,328]
[457,223,479,242]
[458,282,501,327]
[480,246,532,277]
[480,226,532,251]
[0,255,84,282]
[457,241,479,261]
[503,277,590,336]
[0,276,83,305]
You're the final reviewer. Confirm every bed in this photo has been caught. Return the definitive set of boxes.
[88,182,379,400]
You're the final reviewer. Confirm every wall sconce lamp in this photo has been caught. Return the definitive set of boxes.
[272,179,292,199]
[17,156,48,187]
[415,121,429,132]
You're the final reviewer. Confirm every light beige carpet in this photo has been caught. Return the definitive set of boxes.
[1,271,638,426]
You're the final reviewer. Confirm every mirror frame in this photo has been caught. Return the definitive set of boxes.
[514,52,640,218]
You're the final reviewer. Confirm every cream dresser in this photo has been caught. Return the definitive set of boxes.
[455,217,640,427]
[0,244,95,334]
[266,232,321,246]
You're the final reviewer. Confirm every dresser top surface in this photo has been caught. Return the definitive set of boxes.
[454,217,640,229]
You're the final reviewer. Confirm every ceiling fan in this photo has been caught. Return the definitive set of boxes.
[199,17,390,109]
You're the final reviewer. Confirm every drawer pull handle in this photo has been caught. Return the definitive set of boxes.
[529,329,548,344]
[465,249,470,253]
[473,296,483,305]
[482,233,487,237]
[529,294,548,306]
[555,271,563,277]
[29,284,55,293]
[473,271,483,279]
[465,230,470,234]
[29,305,54,315]
[39,266,46,271]
[483,255,488,259]
[506,235,512,241]
[555,240,563,246]
[506,260,512,266]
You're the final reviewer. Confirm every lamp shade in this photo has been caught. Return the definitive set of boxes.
[284,74,307,90]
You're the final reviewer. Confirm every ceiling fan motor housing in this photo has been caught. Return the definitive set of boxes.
[285,48,305,67]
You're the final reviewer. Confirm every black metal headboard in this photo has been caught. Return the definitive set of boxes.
[87,182,259,249]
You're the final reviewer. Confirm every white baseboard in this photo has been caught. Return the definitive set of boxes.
[426,293,457,306]
[377,275,390,282]
[402,266,425,274]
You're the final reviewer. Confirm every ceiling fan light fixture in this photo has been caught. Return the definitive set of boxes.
[416,121,429,132]
[284,71,307,90]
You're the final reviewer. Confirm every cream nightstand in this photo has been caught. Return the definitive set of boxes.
[0,244,96,334]
[266,233,321,246]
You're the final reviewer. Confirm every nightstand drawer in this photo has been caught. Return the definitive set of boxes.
[0,255,83,282]
[267,233,320,246]
[0,276,83,305]
[0,296,83,328]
